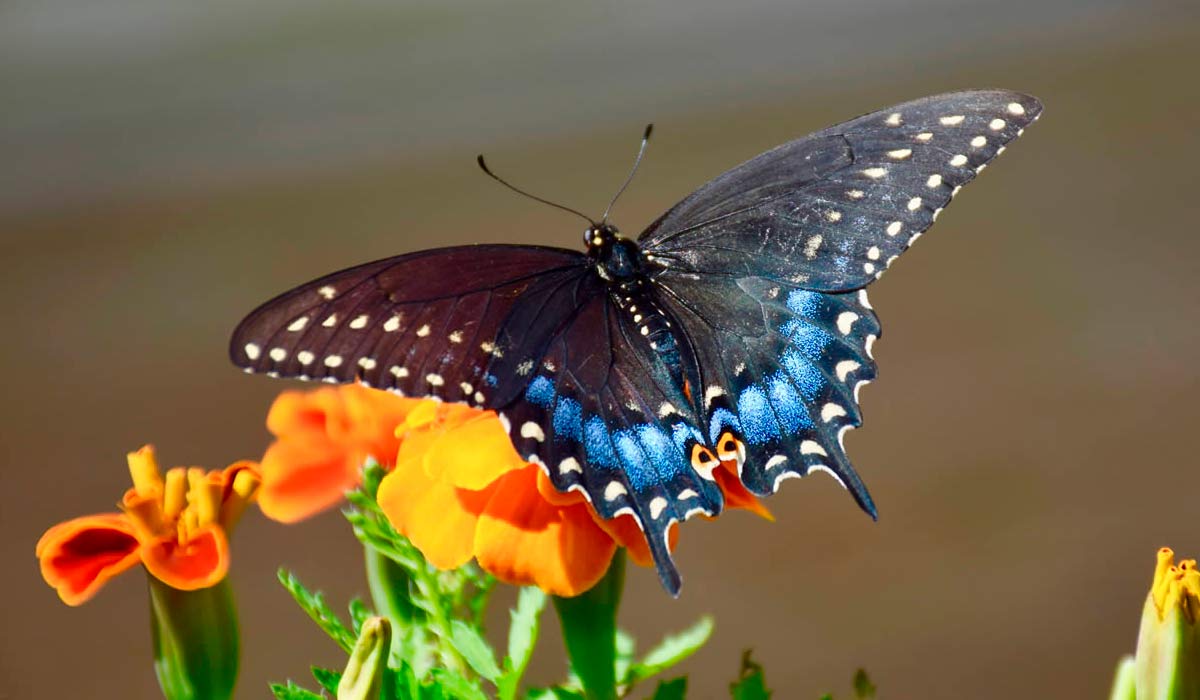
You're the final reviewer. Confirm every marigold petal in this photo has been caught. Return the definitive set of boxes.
[141,524,229,591]
[535,469,587,507]
[37,514,142,606]
[377,458,491,570]
[716,464,774,521]
[475,465,617,596]
[592,511,679,568]
[257,437,360,523]
[428,413,526,490]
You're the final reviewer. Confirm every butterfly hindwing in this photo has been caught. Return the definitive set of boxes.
[640,90,1043,290]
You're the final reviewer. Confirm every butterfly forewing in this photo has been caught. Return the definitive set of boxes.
[640,90,1042,291]
[230,245,587,404]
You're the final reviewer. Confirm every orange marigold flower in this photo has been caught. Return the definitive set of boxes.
[37,445,260,606]
[377,400,772,597]
[257,384,422,522]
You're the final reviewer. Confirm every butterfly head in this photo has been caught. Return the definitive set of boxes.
[586,223,644,281]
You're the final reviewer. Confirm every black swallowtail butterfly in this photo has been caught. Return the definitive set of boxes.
[232,90,1042,594]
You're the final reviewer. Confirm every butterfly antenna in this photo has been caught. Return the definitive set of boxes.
[602,123,654,223]
[476,155,595,225]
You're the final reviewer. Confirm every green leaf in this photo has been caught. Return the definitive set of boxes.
[651,677,688,699]
[450,620,503,682]
[277,568,356,653]
[627,617,714,685]
[148,576,240,700]
[268,681,325,700]
[348,598,373,636]
[310,667,341,694]
[729,651,771,700]
[525,688,587,700]
[497,587,548,700]
[1109,655,1136,700]
[614,630,636,687]
[429,668,490,700]
[852,669,875,699]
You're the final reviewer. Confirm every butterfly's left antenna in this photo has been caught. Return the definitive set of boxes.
[476,155,596,226]
[601,123,654,224]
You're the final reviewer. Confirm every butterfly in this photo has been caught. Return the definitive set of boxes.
[231,90,1042,595]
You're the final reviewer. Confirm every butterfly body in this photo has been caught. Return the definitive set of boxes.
[232,90,1043,594]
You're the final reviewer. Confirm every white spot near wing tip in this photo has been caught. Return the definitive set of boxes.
[426,373,444,386]
[886,221,902,236]
[269,347,287,362]
[800,440,828,457]
[383,315,401,332]
[847,189,865,200]
[317,285,336,300]
[520,421,545,442]
[863,262,875,274]
[322,314,338,328]
[1007,102,1025,115]
[324,354,343,368]
[835,360,861,381]
[950,154,968,167]
[857,289,872,309]
[243,343,261,360]
[416,324,431,337]
[915,132,933,141]
[825,210,842,222]
[558,457,582,475]
[854,378,872,403]
[971,135,987,148]
[604,481,628,501]
[887,148,912,160]
[349,314,369,330]
[649,497,669,519]
[836,311,859,335]
[287,317,309,332]
[862,167,887,179]
[865,334,877,358]
[989,118,1006,131]
[867,246,880,260]
[449,330,463,343]
[297,350,315,365]
[926,174,943,188]
[939,115,965,126]
[885,112,902,126]
[907,197,922,211]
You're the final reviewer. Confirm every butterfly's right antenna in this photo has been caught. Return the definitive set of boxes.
[602,123,654,224]
[476,155,596,226]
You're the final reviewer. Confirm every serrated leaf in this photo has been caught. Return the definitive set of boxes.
[450,620,502,682]
[729,650,771,700]
[349,598,373,635]
[627,616,714,685]
[311,666,341,694]
[852,669,875,699]
[278,569,356,653]
[651,676,688,699]
[429,668,490,700]
[269,681,326,699]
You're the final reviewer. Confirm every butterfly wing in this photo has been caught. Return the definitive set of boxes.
[640,90,1041,507]
[640,90,1043,289]
[499,279,726,595]
[230,244,590,405]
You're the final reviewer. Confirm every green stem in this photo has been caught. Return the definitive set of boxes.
[147,574,239,700]
[553,551,626,700]
[364,543,418,662]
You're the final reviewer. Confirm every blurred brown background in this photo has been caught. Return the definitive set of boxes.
[3,0,1198,697]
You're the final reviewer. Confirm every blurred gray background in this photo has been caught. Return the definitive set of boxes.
[3,0,1198,697]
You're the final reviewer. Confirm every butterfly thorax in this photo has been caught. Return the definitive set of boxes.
[585,224,646,283]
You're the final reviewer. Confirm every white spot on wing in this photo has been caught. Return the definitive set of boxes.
[862,167,887,179]
[950,154,968,167]
[765,455,788,469]
[269,347,287,362]
[989,118,1006,131]
[425,373,444,386]
[384,315,401,332]
[322,314,338,328]
[704,385,726,407]
[604,481,628,502]
[243,343,261,360]
[324,355,343,368]
[298,351,315,365]
[887,221,902,236]
[821,403,847,422]
[416,324,431,337]
[867,246,880,260]
[287,317,309,332]
[836,311,859,335]
[926,174,943,188]
[677,489,698,500]
[939,115,965,125]
[863,262,876,274]
[317,285,336,300]
[865,334,877,358]
[558,457,582,475]
[800,440,828,456]
[803,235,823,260]
[657,402,676,418]
[449,330,463,343]
[885,112,902,126]
[915,132,933,141]
[825,210,842,222]
[649,497,668,519]
[520,421,545,442]
[847,189,865,200]
[907,197,922,211]
[857,289,872,309]
[349,314,369,330]
[835,360,861,381]
[1007,102,1025,115]
[887,148,912,160]
[808,464,848,490]
[390,365,408,378]
[970,135,987,148]
[358,357,377,370]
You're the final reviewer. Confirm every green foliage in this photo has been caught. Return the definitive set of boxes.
[626,617,714,686]
[852,669,875,699]
[310,666,341,694]
[729,651,771,700]
[651,677,688,699]
[269,681,325,700]
[277,568,356,654]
